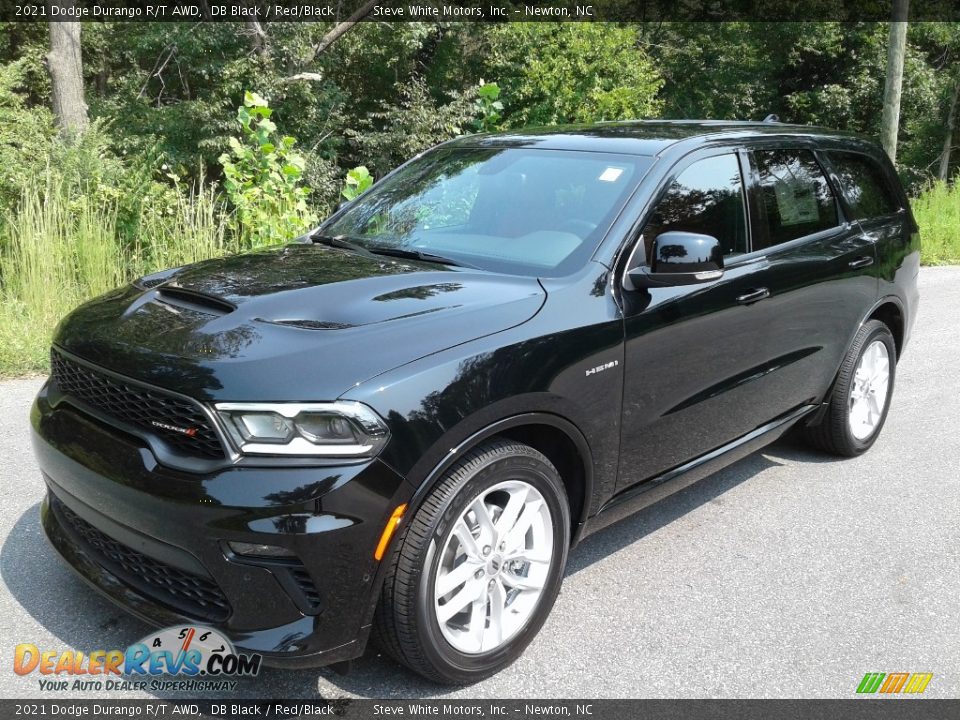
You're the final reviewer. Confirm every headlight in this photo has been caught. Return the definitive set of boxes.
[214,402,389,457]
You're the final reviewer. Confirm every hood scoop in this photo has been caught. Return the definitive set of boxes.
[156,287,236,316]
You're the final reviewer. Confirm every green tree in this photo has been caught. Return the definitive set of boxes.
[347,77,477,175]
[46,0,88,136]
[487,23,663,127]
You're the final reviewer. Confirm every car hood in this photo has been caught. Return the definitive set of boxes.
[53,244,546,402]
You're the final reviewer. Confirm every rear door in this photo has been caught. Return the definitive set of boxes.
[735,145,879,414]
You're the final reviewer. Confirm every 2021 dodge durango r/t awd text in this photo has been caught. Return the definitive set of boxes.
[32,121,919,683]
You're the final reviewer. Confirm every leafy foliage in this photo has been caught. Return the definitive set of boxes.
[0,59,55,211]
[646,22,959,188]
[474,80,503,132]
[341,165,373,201]
[488,24,663,126]
[218,91,315,248]
[2,19,960,376]
[347,77,477,175]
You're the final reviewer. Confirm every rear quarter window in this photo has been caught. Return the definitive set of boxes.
[826,151,901,220]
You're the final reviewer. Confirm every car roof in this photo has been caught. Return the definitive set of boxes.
[445,119,871,157]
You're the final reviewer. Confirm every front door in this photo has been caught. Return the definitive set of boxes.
[617,150,787,490]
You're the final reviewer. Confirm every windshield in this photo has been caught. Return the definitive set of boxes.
[320,147,652,277]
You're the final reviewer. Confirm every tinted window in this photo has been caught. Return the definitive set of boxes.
[324,147,650,277]
[827,151,900,219]
[641,153,747,262]
[753,150,838,248]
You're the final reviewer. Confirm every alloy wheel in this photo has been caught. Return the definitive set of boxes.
[433,480,554,655]
[848,339,891,441]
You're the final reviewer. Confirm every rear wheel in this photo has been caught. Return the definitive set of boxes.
[804,319,896,457]
[374,440,570,684]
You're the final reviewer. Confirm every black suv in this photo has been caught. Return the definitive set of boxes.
[32,121,919,684]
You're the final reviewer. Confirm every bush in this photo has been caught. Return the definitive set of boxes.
[219,91,316,248]
[0,59,56,213]
[0,91,324,376]
[913,180,960,265]
[473,81,503,133]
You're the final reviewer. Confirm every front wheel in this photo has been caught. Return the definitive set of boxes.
[804,319,896,457]
[374,440,570,684]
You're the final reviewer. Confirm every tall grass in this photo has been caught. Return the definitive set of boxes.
[136,182,232,269]
[2,174,959,378]
[914,180,960,266]
[0,178,237,376]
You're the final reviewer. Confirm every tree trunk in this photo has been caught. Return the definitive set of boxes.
[46,0,88,137]
[298,0,379,67]
[245,18,268,56]
[879,0,909,164]
[938,79,959,181]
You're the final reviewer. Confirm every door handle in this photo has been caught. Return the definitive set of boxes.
[848,256,874,269]
[736,287,770,305]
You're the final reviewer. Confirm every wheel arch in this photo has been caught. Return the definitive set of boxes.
[867,298,905,360]
[359,411,595,654]
[805,296,904,428]
[406,412,595,549]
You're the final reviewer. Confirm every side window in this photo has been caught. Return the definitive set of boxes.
[640,153,747,263]
[826,151,900,220]
[752,149,839,249]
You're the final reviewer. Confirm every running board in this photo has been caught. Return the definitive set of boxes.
[582,404,816,540]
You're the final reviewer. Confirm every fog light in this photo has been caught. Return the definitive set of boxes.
[228,541,296,559]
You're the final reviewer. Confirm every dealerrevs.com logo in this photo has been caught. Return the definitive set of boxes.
[13,625,261,693]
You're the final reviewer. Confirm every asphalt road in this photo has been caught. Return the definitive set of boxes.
[1,267,958,700]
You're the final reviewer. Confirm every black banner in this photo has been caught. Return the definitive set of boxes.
[3,0,960,23]
[2,699,960,720]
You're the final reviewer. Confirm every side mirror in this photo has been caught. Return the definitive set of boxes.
[627,231,724,289]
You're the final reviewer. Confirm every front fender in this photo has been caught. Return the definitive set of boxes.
[340,323,623,516]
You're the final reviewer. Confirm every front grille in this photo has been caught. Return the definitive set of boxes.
[51,496,230,623]
[50,350,225,460]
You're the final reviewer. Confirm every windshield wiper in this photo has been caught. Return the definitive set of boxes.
[367,246,478,269]
[312,232,476,269]
[310,232,377,258]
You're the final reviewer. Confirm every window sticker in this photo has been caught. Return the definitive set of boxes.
[598,167,625,182]
[774,179,819,226]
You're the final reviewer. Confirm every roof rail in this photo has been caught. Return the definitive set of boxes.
[763,114,781,123]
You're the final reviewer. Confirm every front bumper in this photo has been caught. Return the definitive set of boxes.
[31,382,411,668]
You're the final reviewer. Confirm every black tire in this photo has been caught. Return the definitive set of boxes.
[373,439,570,684]
[804,319,896,457]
